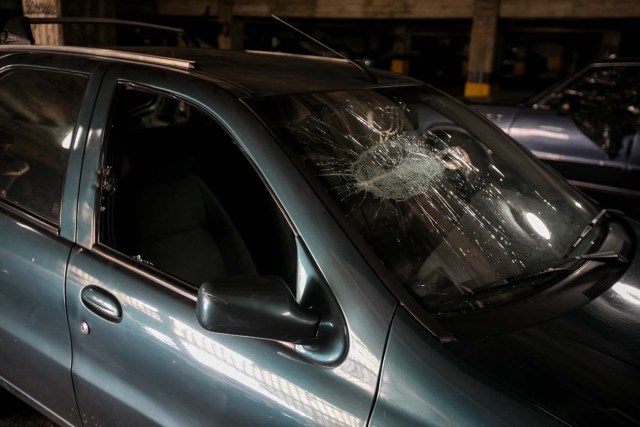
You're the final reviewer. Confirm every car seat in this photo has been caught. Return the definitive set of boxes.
[115,127,256,286]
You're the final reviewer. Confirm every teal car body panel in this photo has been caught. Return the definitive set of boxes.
[65,61,398,426]
[0,52,106,425]
[371,309,558,426]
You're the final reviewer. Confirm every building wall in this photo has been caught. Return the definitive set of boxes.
[155,0,640,19]
[156,0,476,18]
[500,0,640,18]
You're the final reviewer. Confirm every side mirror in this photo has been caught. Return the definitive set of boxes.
[197,276,320,343]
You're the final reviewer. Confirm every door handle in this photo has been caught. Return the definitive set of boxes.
[80,286,122,323]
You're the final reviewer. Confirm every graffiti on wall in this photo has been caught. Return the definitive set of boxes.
[22,0,62,45]
[23,0,57,15]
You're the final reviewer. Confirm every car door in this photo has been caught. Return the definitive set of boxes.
[509,64,640,192]
[66,63,397,426]
[0,53,105,425]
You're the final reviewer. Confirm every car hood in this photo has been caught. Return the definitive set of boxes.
[449,217,640,426]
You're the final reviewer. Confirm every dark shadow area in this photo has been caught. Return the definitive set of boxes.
[0,388,56,426]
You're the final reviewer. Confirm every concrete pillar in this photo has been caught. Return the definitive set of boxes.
[217,0,233,49]
[464,0,499,98]
[22,0,62,45]
[22,0,117,46]
[390,25,410,75]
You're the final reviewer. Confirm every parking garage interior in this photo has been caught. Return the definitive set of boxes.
[2,0,639,101]
[0,0,639,425]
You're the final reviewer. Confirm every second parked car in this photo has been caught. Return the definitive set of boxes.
[471,58,640,217]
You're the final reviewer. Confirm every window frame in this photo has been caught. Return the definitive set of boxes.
[90,78,299,297]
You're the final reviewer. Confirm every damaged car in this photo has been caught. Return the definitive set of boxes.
[0,38,639,426]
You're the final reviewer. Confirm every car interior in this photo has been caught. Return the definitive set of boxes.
[99,86,297,290]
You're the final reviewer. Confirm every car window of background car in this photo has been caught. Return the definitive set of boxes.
[97,85,297,290]
[559,65,640,157]
[0,68,87,224]
[255,86,600,314]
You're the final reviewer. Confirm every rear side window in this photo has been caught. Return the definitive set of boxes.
[0,68,87,223]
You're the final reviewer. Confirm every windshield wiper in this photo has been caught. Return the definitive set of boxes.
[556,250,628,265]
[569,208,609,251]
[442,250,628,309]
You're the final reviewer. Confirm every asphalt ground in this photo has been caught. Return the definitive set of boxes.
[0,389,56,426]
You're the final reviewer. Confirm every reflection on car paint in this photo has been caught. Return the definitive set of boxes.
[510,127,570,140]
[172,318,362,427]
[611,282,640,306]
[69,257,377,426]
[331,333,380,392]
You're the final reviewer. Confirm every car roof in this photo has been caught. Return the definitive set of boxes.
[0,45,420,98]
[129,46,421,97]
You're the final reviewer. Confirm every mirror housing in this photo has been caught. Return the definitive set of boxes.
[197,276,320,343]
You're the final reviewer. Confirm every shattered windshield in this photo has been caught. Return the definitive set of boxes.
[254,86,600,313]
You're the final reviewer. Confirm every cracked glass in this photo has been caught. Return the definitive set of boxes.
[255,86,600,313]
